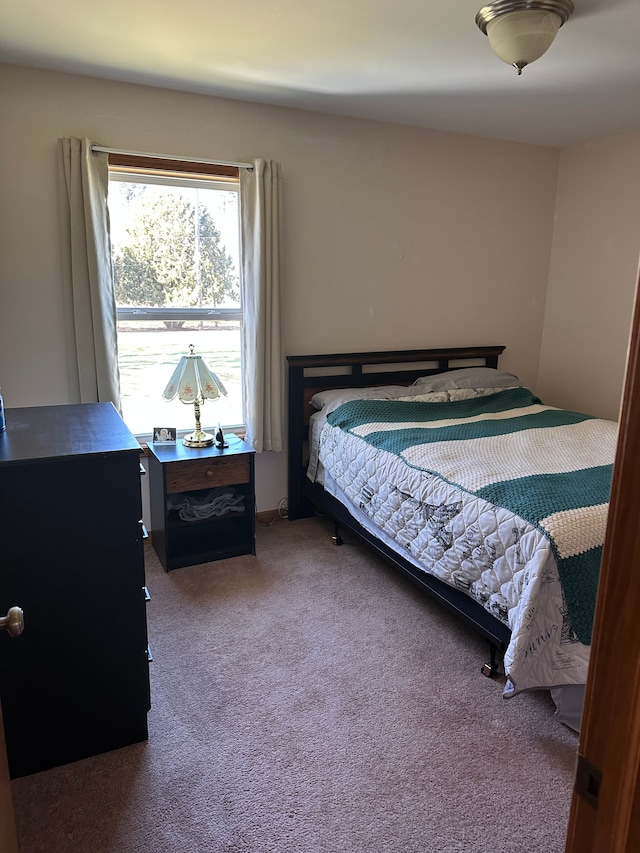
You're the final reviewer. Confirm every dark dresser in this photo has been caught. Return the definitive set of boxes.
[0,403,150,778]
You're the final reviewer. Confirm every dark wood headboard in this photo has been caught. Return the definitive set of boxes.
[286,345,506,520]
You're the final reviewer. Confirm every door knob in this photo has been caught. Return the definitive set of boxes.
[0,606,24,637]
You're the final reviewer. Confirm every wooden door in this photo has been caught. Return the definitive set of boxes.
[0,603,25,852]
[565,266,640,851]
[0,700,19,853]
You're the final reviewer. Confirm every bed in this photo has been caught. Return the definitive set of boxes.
[287,346,618,731]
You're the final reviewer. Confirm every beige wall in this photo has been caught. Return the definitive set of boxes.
[538,132,640,421]
[0,63,561,510]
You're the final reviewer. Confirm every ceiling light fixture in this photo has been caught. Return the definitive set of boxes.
[476,0,574,75]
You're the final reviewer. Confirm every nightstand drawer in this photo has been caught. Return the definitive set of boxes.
[165,455,251,493]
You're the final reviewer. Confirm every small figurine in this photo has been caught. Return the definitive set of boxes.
[215,423,228,449]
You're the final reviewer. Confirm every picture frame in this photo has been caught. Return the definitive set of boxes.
[152,427,176,444]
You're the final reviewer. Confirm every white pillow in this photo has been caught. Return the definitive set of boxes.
[412,367,520,392]
[399,386,519,403]
[309,384,410,411]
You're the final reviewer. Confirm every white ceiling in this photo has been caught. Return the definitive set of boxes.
[1,0,639,148]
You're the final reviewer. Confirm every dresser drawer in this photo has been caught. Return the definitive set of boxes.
[165,455,251,493]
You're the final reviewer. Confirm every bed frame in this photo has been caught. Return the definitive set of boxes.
[287,345,512,675]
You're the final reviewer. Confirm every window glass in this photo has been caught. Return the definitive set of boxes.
[108,174,243,437]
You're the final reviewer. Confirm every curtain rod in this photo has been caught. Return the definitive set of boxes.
[91,145,253,170]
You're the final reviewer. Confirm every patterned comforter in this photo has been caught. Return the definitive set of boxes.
[316,387,618,695]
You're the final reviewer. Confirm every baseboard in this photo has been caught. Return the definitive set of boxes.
[256,509,286,524]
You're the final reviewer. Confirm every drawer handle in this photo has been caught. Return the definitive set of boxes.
[205,469,214,477]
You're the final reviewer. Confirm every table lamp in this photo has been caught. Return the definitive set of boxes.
[162,344,228,448]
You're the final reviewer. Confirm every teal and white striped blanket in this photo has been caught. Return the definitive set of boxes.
[322,387,616,651]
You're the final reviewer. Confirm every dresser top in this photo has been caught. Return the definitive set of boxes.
[0,402,141,465]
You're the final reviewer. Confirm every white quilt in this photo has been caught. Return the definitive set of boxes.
[314,388,617,696]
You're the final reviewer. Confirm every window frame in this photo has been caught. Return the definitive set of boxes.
[107,154,245,440]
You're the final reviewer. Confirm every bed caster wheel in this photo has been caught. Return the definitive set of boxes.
[331,533,344,546]
[481,662,497,678]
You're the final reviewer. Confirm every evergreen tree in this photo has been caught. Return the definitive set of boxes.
[112,187,239,309]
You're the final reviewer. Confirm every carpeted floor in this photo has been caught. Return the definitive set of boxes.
[11,515,577,852]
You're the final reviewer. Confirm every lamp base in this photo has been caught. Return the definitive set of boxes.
[183,429,215,448]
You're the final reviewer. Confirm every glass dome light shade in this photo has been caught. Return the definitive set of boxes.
[485,10,562,68]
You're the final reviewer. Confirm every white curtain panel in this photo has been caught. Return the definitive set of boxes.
[57,137,121,410]
[240,160,284,453]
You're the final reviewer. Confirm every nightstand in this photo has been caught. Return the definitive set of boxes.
[147,433,256,571]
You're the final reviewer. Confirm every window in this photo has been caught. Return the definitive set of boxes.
[107,156,244,437]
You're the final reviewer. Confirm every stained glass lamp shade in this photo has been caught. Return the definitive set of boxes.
[162,344,228,447]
